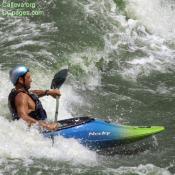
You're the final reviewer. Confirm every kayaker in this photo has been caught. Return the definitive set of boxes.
[8,65,60,131]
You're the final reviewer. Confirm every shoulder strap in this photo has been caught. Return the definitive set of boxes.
[8,89,21,120]
[8,89,29,120]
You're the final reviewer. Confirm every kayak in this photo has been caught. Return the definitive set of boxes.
[43,116,165,149]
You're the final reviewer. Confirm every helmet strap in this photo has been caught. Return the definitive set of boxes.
[22,76,29,91]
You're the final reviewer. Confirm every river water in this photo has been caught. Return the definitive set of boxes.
[0,0,175,174]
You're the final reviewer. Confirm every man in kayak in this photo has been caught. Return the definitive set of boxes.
[8,65,60,131]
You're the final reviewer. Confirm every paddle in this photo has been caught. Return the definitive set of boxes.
[51,69,68,122]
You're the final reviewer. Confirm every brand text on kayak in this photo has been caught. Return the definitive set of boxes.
[89,131,111,136]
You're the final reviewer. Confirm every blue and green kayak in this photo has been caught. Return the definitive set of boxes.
[43,116,165,149]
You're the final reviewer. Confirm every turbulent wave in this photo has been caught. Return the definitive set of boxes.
[1,0,174,83]
[103,164,172,175]
[71,0,175,82]
[0,0,174,174]
[125,0,175,40]
[0,17,58,68]
[0,116,97,164]
[1,0,175,82]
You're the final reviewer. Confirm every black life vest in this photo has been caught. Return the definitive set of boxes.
[8,89,47,121]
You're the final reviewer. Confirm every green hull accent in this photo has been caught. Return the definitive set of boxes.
[118,125,165,143]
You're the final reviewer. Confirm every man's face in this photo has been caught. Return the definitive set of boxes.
[18,72,32,89]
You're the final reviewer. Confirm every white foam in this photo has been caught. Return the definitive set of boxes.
[80,0,175,81]
[69,49,102,90]
[0,69,12,118]
[10,40,47,50]
[126,0,175,40]
[79,0,175,81]
[104,164,172,175]
[0,116,97,165]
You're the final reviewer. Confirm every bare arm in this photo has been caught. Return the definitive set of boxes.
[31,89,61,98]
[15,93,58,130]
[31,90,47,97]
[15,93,38,125]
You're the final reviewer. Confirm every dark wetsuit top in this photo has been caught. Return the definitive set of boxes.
[8,89,47,121]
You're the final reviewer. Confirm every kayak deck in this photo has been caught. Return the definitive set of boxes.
[57,116,94,130]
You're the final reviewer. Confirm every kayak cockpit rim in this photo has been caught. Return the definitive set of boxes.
[43,116,94,133]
